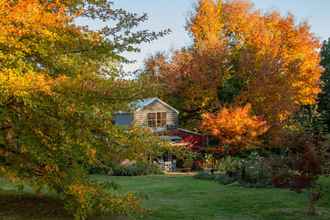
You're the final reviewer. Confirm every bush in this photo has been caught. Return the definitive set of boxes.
[215,153,274,187]
[194,171,236,185]
[182,159,194,170]
[239,152,272,187]
[88,165,111,175]
[320,134,330,175]
[112,162,163,176]
[196,153,275,187]
[214,174,236,185]
[198,150,321,189]
[88,161,163,176]
[272,173,291,188]
[270,132,324,190]
[64,181,144,220]
[217,156,242,177]
[194,171,216,181]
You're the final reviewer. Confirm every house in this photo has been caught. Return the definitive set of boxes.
[113,97,179,132]
[113,97,207,171]
[113,98,207,149]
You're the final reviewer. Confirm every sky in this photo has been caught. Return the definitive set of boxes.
[111,0,330,72]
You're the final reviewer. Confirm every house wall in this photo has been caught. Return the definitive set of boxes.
[134,101,178,129]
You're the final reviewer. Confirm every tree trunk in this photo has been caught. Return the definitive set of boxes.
[1,117,19,152]
[308,190,321,216]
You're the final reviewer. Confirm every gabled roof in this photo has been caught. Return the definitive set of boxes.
[132,97,179,114]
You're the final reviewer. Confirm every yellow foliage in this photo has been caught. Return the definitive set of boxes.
[87,148,97,164]
[189,0,223,49]
[0,1,153,219]
[0,70,55,103]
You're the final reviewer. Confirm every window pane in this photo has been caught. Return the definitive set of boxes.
[147,113,156,128]
[147,112,167,128]
[161,112,167,127]
[148,113,156,120]
[148,120,156,128]
[157,119,161,127]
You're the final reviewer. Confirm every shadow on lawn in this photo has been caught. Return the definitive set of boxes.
[0,191,131,220]
[0,192,72,220]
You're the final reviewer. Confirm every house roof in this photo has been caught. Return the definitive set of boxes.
[132,97,179,114]
[177,128,203,136]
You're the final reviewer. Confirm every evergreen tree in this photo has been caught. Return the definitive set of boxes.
[320,38,330,132]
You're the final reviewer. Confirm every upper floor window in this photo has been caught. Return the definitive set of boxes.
[147,112,167,128]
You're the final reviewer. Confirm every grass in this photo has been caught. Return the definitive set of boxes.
[0,175,329,220]
[98,175,330,220]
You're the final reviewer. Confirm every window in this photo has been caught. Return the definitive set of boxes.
[147,112,156,128]
[147,112,167,128]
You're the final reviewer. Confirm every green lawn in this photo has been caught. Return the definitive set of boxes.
[0,175,329,220]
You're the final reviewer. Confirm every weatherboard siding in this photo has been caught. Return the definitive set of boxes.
[134,101,178,128]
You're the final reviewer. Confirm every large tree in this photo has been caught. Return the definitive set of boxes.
[0,0,167,219]
[319,38,330,132]
[143,0,322,144]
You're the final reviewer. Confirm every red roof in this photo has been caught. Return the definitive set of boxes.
[166,128,207,152]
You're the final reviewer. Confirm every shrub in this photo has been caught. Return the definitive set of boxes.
[217,156,242,177]
[202,104,269,150]
[215,153,274,187]
[64,181,144,220]
[112,162,163,176]
[89,161,163,176]
[320,134,330,175]
[88,165,111,175]
[272,172,291,188]
[214,174,236,185]
[182,159,194,170]
[194,171,216,181]
[194,171,236,185]
[239,152,272,187]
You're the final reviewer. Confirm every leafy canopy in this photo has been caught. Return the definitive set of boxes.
[319,38,330,132]
[0,0,167,219]
[143,0,322,146]
[202,104,269,149]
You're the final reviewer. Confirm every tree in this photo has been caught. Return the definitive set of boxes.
[0,1,167,219]
[143,0,322,144]
[319,38,330,132]
[202,104,269,150]
[188,0,223,50]
[143,48,227,129]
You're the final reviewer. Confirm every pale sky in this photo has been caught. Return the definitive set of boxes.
[112,0,330,72]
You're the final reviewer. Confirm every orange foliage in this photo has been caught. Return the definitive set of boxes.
[222,1,322,125]
[143,46,229,130]
[0,0,68,40]
[202,104,269,149]
[145,0,322,134]
[0,0,72,101]
[189,0,223,49]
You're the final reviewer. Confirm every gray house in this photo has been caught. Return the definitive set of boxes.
[113,98,179,132]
